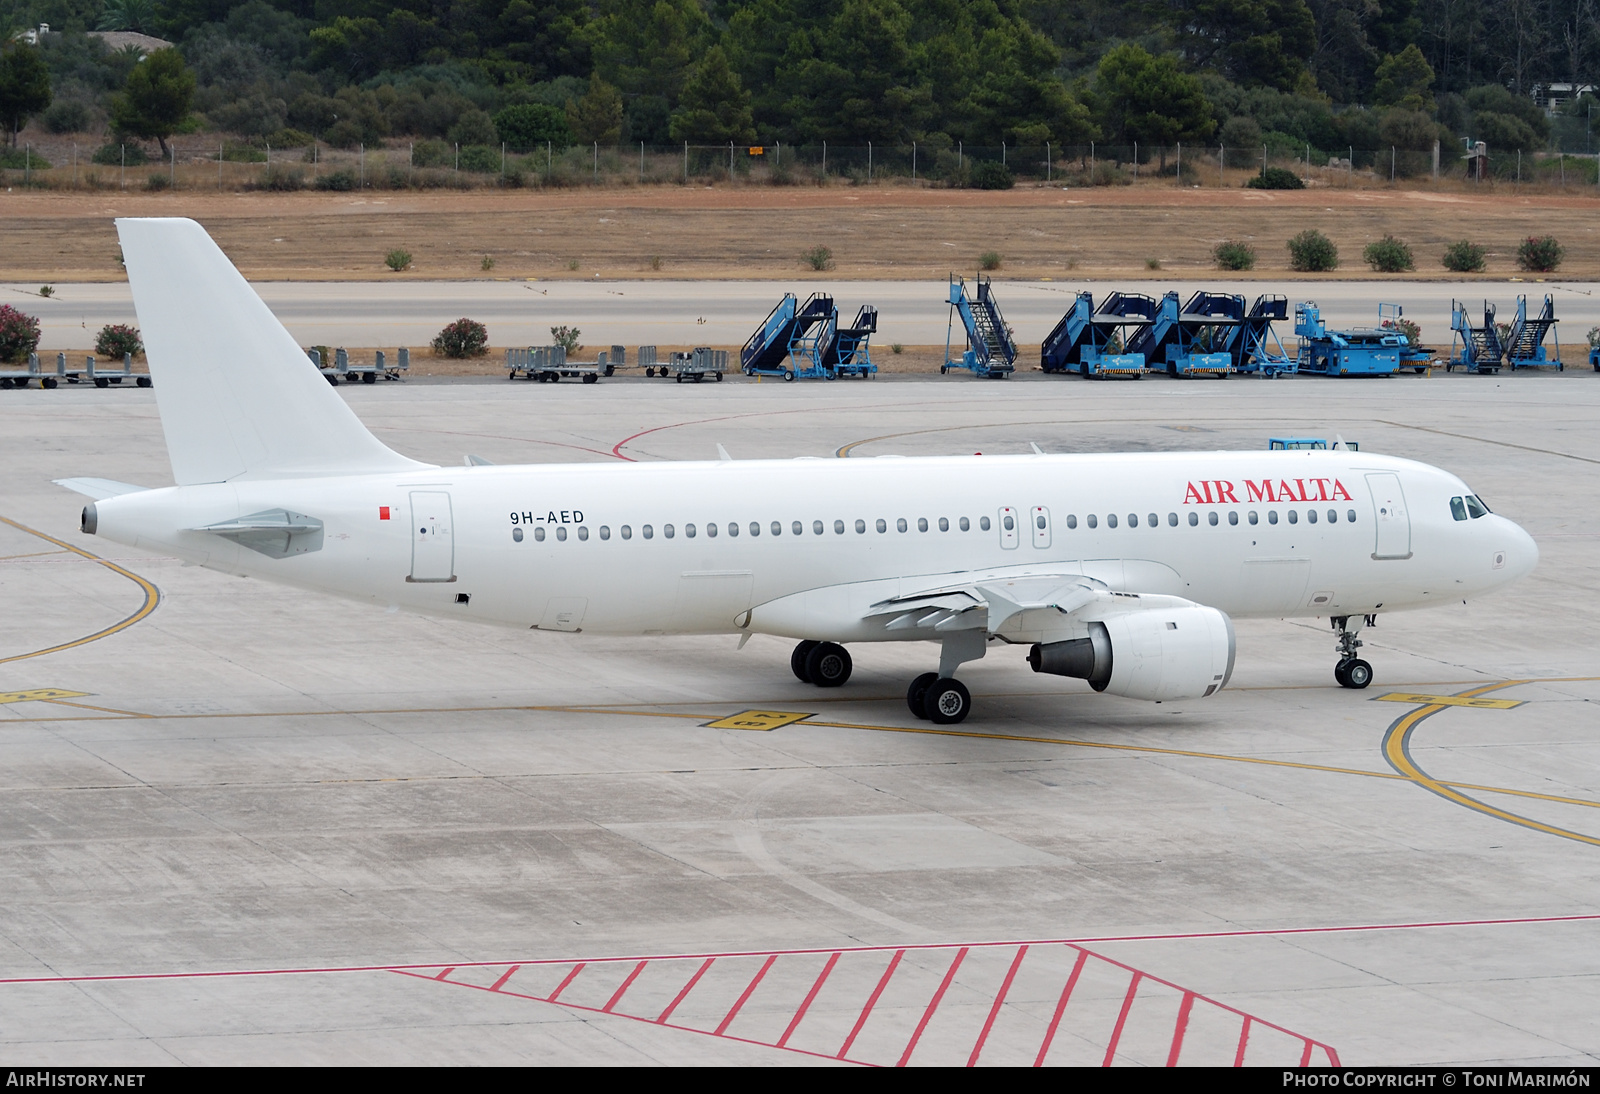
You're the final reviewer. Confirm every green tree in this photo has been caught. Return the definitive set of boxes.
[1373,44,1434,111]
[566,73,624,143]
[495,103,572,151]
[109,48,194,157]
[1094,44,1215,146]
[0,44,50,146]
[97,0,159,33]
[669,45,755,143]
[1165,0,1317,92]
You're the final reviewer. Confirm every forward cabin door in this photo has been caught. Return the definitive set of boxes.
[408,490,456,582]
[1366,473,1412,560]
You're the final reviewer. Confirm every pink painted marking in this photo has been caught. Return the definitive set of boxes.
[433,967,455,981]
[838,949,904,1060]
[1300,1039,1314,1067]
[603,960,648,1013]
[897,947,969,1067]
[546,962,585,1003]
[656,957,716,1024]
[1102,971,1144,1066]
[779,952,841,1049]
[967,944,1028,1067]
[489,965,520,992]
[1167,991,1196,1066]
[713,954,777,1036]
[1034,948,1089,1067]
[1234,1016,1253,1066]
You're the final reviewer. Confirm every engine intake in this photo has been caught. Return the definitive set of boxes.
[1029,605,1235,702]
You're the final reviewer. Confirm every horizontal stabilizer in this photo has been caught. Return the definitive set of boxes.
[116,218,432,485]
[53,477,152,500]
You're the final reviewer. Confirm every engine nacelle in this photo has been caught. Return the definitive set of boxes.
[1028,605,1236,702]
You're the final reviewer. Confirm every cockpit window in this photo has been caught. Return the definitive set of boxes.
[1450,497,1468,521]
[1465,495,1490,518]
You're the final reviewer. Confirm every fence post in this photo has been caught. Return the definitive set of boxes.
[502,141,507,181]
[1261,143,1266,176]
[1218,145,1223,188]
[455,142,459,175]
[1175,142,1180,184]
[1046,141,1050,183]
[868,140,872,182]
[24,142,28,183]
[1432,139,1439,180]
[639,140,643,182]
[360,142,365,188]
[169,143,174,186]
[957,140,961,173]
[1133,141,1137,178]
[1390,146,1395,182]
[1002,141,1006,166]
[1348,146,1352,185]
[729,140,733,175]
[684,140,688,180]
[912,140,916,181]
[823,140,827,176]
[121,143,125,189]
[1517,149,1521,183]
[593,141,598,182]
[1090,140,1094,178]
[219,141,223,189]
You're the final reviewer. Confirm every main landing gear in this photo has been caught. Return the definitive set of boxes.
[790,640,853,687]
[1332,615,1375,690]
[789,630,989,725]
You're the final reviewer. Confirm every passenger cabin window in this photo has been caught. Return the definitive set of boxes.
[1066,515,1077,529]
[621,525,632,540]
[556,527,567,541]
[1188,512,1199,527]
[1228,511,1238,525]
[663,524,674,539]
[600,526,610,540]
[1087,514,1098,529]
[1287,511,1298,525]
[1248,511,1258,525]
[686,523,697,538]
[1207,512,1218,526]
[1148,513,1158,528]
[728,522,739,537]
[1168,512,1178,527]
[960,517,971,531]
[876,519,887,533]
[643,525,653,539]
[834,520,845,534]
[1268,511,1278,525]
[979,517,991,531]
[854,519,866,534]
[750,522,760,537]
[1107,514,1118,528]
[535,526,546,541]
[707,522,718,537]
[938,518,949,532]
[919,518,929,532]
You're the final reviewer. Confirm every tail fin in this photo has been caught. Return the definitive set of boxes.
[116,218,430,485]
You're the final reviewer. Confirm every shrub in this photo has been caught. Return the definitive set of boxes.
[457,144,500,173]
[481,255,495,271]
[220,143,267,163]
[494,103,571,153]
[891,343,904,354]
[42,99,91,134]
[1516,236,1563,272]
[1145,257,1162,270]
[1213,240,1257,270]
[385,249,413,272]
[145,173,170,191]
[1287,229,1338,271]
[268,128,313,148]
[95,324,143,359]
[1246,166,1306,190]
[0,305,42,364]
[1442,240,1486,273]
[314,169,357,191]
[38,285,52,297]
[0,147,51,169]
[432,318,489,358]
[804,245,835,271]
[255,165,304,191]
[969,161,1014,190]
[550,325,581,353]
[1587,326,1600,349]
[91,142,147,166]
[1363,235,1414,272]
[979,250,1002,271]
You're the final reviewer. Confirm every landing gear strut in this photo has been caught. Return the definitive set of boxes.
[905,630,987,725]
[1332,615,1375,690]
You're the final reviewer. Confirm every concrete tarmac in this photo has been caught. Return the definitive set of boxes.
[1,369,1598,1065]
[8,278,1598,352]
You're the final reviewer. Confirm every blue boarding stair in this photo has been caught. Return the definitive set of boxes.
[1126,291,1234,378]
[1040,291,1150,378]
[943,274,1015,378]
[1504,294,1562,371]
[822,305,878,378]
[1226,295,1296,377]
[1447,300,1503,374]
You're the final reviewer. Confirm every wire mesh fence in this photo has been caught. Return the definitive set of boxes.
[2,139,1597,190]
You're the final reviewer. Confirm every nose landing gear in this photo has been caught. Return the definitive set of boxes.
[790,640,852,687]
[1332,615,1375,689]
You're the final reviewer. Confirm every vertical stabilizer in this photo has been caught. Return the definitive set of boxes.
[116,217,431,484]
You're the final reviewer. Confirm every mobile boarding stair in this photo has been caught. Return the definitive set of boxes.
[943,274,1015,378]
[1039,292,1151,378]
[1224,295,1296,377]
[821,305,878,378]
[1504,294,1562,371]
[742,293,836,380]
[1295,302,1402,377]
[1126,291,1235,378]
[1447,300,1503,374]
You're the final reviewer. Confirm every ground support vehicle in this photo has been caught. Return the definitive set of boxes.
[1295,302,1402,377]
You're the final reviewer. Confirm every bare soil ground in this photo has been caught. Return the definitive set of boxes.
[3,180,1598,282]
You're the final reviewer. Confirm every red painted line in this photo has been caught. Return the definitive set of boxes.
[713,954,777,1037]
[1034,947,1089,1067]
[967,944,1027,1067]
[396,968,867,1067]
[433,967,455,981]
[897,947,968,1067]
[603,960,648,1013]
[546,962,585,1003]
[1234,1016,1253,1066]
[839,949,904,1060]
[656,957,715,1024]
[1300,1039,1315,1067]
[1102,972,1144,1067]
[6,912,1594,987]
[1167,991,1196,1067]
[489,965,520,992]
[778,952,840,1049]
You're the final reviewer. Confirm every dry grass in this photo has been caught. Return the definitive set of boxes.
[5,182,1599,282]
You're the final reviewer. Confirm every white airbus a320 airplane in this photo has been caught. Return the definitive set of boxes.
[62,219,1538,725]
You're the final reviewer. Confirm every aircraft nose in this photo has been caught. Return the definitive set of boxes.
[1497,518,1539,582]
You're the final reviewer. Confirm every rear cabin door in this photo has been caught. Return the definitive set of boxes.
[409,490,456,582]
[1366,473,1412,560]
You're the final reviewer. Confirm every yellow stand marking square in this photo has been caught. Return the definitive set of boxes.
[0,689,92,705]
[1375,692,1524,710]
[704,710,814,731]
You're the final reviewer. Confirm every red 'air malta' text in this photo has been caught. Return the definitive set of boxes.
[1184,479,1354,504]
